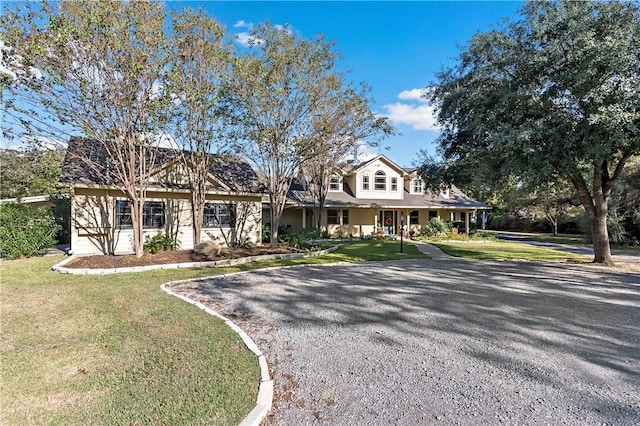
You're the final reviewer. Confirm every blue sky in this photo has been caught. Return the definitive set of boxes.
[2,1,524,167]
[183,1,524,167]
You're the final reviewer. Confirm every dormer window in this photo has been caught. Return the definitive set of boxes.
[329,174,341,192]
[374,170,386,191]
[411,179,423,194]
[362,174,370,191]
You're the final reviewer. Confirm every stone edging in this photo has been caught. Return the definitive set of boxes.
[160,278,272,426]
[51,246,339,274]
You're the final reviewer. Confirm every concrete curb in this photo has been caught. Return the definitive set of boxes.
[51,246,339,274]
[160,280,273,426]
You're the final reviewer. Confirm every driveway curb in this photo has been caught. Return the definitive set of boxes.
[161,278,273,426]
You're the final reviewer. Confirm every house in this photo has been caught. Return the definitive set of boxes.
[272,155,490,237]
[60,137,264,255]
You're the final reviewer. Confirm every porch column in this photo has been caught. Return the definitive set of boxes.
[302,207,306,229]
[465,210,470,235]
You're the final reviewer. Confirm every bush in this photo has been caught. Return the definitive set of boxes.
[422,217,451,237]
[143,233,179,254]
[0,203,60,259]
[262,224,271,243]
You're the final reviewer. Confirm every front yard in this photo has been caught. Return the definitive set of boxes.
[0,240,423,424]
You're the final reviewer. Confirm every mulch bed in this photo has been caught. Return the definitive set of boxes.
[65,247,299,269]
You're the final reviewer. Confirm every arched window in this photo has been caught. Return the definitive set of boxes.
[374,170,386,191]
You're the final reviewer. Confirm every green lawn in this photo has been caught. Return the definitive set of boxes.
[0,240,424,425]
[429,240,592,262]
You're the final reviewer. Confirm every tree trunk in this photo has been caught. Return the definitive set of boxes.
[191,197,203,247]
[591,209,613,264]
[569,166,614,265]
[270,207,280,248]
[131,198,145,258]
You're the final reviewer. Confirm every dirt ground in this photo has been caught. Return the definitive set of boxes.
[64,247,298,269]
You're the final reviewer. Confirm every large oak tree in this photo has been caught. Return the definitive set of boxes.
[421,0,640,265]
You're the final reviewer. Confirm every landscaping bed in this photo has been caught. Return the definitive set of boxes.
[65,247,300,269]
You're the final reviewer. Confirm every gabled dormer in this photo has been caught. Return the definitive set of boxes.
[344,155,408,200]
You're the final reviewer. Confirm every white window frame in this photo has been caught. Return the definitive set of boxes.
[411,178,423,194]
[374,170,386,191]
[391,177,398,192]
[329,174,342,192]
[362,173,370,191]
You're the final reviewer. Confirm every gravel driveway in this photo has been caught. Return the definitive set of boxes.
[171,244,640,425]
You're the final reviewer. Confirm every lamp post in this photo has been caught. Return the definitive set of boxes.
[400,212,404,254]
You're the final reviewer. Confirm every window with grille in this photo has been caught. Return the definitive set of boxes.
[329,174,341,191]
[362,174,370,191]
[411,179,423,194]
[203,203,231,227]
[391,177,398,191]
[410,210,419,225]
[116,200,165,229]
[342,209,349,225]
[327,209,339,224]
[374,170,386,191]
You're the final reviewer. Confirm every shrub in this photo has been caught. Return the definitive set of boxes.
[0,203,60,259]
[143,233,179,254]
[421,217,451,237]
[262,224,271,243]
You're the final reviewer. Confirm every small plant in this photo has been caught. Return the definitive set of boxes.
[143,233,179,254]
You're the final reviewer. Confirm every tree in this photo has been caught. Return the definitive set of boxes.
[304,82,393,231]
[168,9,231,246]
[420,0,640,265]
[2,1,172,257]
[228,22,343,247]
[0,145,66,199]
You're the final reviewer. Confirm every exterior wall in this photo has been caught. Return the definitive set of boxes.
[353,159,404,200]
[71,187,261,255]
[277,205,478,239]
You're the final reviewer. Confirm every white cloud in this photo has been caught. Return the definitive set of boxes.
[235,32,263,47]
[397,88,428,102]
[382,88,440,131]
[234,20,250,29]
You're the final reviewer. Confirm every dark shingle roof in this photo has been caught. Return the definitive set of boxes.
[285,185,490,210]
[60,137,262,193]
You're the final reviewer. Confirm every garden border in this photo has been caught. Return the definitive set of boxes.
[51,246,339,274]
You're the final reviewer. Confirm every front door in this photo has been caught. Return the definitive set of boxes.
[381,210,395,234]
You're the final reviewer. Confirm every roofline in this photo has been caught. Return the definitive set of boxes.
[350,155,409,177]
[65,183,265,198]
[274,200,491,210]
[0,195,54,204]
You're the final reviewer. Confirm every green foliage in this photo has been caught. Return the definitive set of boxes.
[0,147,66,199]
[49,194,70,244]
[421,217,451,237]
[261,224,271,243]
[0,203,60,259]
[143,233,179,254]
[277,227,331,250]
[420,0,640,263]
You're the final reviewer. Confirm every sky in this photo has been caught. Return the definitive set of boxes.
[1,1,524,168]
[185,1,524,167]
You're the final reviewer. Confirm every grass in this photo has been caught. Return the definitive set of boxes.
[530,234,590,246]
[429,240,592,262]
[0,240,424,425]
